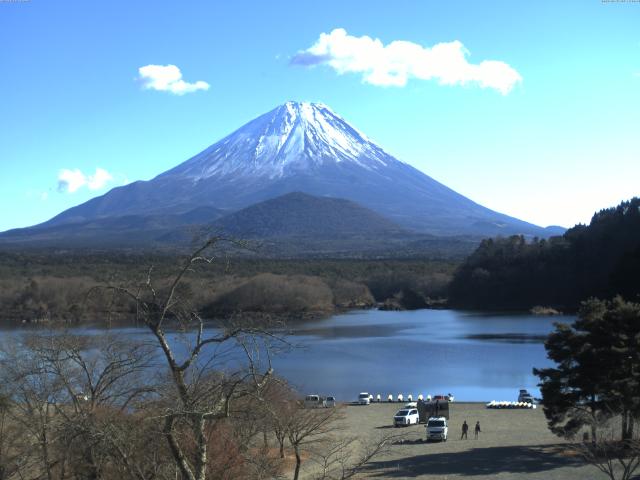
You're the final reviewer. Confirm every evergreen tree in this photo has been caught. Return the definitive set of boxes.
[534,297,640,441]
[450,197,640,310]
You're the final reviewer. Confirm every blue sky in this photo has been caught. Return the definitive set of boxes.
[1,0,638,232]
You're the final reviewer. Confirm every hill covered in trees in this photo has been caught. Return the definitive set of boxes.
[448,198,640,311]
[0,251,456,324]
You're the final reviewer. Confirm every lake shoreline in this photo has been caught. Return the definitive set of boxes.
[2,302,569,329]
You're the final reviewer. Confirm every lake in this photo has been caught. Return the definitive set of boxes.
[2,309,569,403]
[273,309,568,402]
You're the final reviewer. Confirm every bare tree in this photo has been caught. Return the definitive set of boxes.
[282,402,398,480]
[575,420,640,480]
[0,337,69,480]
[260,379,298,459]
[309,434,399,480]
[0,394,25,480]
[93,238,284,480]
[285,403,344,480]
[34,334,158,480]
[0,333,164,480]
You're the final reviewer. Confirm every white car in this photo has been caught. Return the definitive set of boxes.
[304,394,324,408]
[358,392,371,405]
[394,408,419,426]
[325,396,336,407]
[426,416,448,441]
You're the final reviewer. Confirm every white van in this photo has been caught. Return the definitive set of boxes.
[426,416,448,441]
[358,392,371,405]
[304,394,324,408]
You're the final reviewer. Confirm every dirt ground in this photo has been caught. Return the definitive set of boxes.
[297,402,611,480]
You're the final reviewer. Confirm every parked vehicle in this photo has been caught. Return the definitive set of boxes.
[304,394,325,408]
[518,389,535,403]
[426,416,448,441]
[358,392,371,405]
[325,396,336,408]
[394,408,419,427]
[404,402,417,408]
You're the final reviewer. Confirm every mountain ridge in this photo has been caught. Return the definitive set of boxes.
[3,101,563,245]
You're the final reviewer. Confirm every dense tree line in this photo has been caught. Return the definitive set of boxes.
[448,198,640,311]
[0,253,455,324]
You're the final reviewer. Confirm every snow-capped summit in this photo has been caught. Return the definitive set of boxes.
[33,101,552,238]
[163,101,395,180]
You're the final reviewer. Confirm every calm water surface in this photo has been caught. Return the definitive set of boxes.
[273,309,569,402]
[3,309,570,402]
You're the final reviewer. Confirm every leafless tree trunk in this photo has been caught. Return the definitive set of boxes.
[92,238,284,480]
[0,238,287,480]
[285,403,344,480]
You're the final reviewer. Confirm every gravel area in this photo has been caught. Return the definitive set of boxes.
[298,402,610,479]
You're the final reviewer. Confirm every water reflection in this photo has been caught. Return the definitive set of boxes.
[270,309,568,402]
[0,309,570,402]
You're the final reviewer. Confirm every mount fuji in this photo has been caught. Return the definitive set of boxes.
[2,101,561,250]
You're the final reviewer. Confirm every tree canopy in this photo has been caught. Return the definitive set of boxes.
[449,198,640,311]
[534,296,640,441]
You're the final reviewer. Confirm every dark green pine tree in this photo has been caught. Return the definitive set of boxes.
[584,297,640,440]
[534,297,640,441]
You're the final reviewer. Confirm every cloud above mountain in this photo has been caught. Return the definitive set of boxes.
[138,64,210,95]
[57,168,113,193]
[292,28,522,95]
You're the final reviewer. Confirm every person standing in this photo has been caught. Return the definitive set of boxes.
[474,421,481,439]
[461,420,469,439]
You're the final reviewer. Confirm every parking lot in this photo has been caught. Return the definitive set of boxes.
[299,402,612,479]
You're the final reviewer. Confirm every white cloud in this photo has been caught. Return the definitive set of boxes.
[87,167,113,190]
[291,28,522,95]
[57,168,113,193]
[138,64,210,95]
[58,169,87,193]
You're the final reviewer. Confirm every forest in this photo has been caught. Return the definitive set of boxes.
[448,198,640,311]
[0,251,455,325]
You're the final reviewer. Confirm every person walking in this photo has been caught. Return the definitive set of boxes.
[474,421,481,439]
[461,420,469,440]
